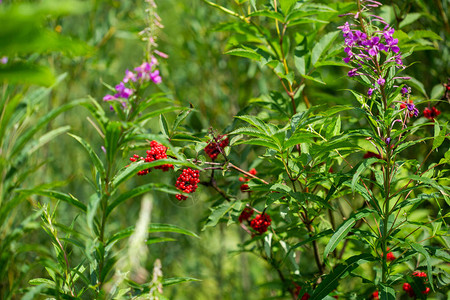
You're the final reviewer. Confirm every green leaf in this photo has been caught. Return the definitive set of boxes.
[351,158,383,192]
[107,223,199,245]
[172,107,193,132]
[311,254,376,300]
[68,133,106,177]
[248,10,285,22]
[203,202,237,229]
[159,114,170,139]
[106,183,180,217]
[111,159,197,191]
[379,283,395,300]
[279,0,297,13]
[399,13,422,28]
[162,277,201,287]
[11,99,87,157]
[323,209,375,258]
[311,31,340,66]
[225,47,262,61]
[234,138,281,151]
[433,120,446,150]
[86,194,100,232]
[411,243,434,290]
[18,189,86,212]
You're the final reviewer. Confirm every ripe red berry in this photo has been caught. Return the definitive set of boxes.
[423,107,441,121]
[238,207,254,223]
[239,168,257,192]
[412,271,427,278]
[204,135,229,160]
[386,251,395,261]
[372,290,379,300]
[128,140,174,175]
[175,168,200,201]
[250,213,271,234]
[422,287,430,294]
[403,283,415,298]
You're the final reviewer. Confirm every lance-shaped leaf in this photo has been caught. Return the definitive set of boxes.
[324,208,375,258]
[311,31,340,66]
[18,189,86,212]
[107,223,199,245]
[351,157,383,192]
[379,283,395,300]
[311,254,376,300]
[203,202,237,229]
[111,159,197,192]
[162,277,201,287]
[68,133,106,178]
[411,243,434,290]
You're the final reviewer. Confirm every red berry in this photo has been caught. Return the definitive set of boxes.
[372,290,379,300]
[175,168,200,201]
[238,207,254,223]
[386,252,395,261]
[422,287,430,294]
[204,135,229,160]
[423,107,441,121]
[128,140,174,175]
[239,168,257,192]
[250,213,271,234]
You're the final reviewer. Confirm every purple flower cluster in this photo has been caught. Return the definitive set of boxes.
[103,58,161,106]
[339,22,402,67]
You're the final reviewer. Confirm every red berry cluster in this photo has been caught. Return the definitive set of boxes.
[129,140,174,175]
[403,271,430,298]
[238,207,254,223]
[423,107,441,121]
[239,168,257,192]
[175,168,200,201]
[250,213,271,234]
[204,135,229,160]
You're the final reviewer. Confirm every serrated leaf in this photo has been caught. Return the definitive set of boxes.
[225,47,262,61]
[172,107,193,132]
[279,0,297,13]
[234,138,280,151]
[204,202,236,229]
[311,31,340,66]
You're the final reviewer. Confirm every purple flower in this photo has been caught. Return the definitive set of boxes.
[0,56,7,64]
[385,137,391,145]
[377,77,385,86]
[368,88,375,97]
[150,70,162,84]
[338,22,352,37]
[406,102,419,117]
[115,82,134,99]
[103,94,117,101]
[348,68,358,77]
[123,69,137,83]
[401,86,410,97]
[366,36,382,56]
